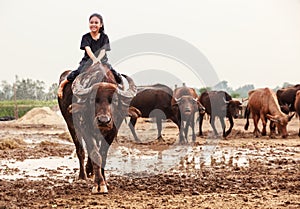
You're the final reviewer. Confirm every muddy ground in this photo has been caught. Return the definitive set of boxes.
[0,108,299,208]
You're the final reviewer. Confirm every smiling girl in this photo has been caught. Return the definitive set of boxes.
[58,13,122,98]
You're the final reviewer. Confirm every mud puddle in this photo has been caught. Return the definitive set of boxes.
[1,142,299,180]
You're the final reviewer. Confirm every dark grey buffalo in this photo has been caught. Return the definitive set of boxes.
[128,84,179,142]
[294,90,300,137]
[198,90,242,138]
[171,86,204,143]
[276,84,300,114]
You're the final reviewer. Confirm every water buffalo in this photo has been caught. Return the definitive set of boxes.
[244,88,294,138]
[128,84,179,142]
[198,90,242,138]
[58,63,137,193]
[171,86,204,143]
[294,90,300,137]
[276,84,300,113]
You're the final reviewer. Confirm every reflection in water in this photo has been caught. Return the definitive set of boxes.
[1,145,298,180]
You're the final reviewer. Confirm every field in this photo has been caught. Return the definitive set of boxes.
[0,107,299,208]
[0,100,57,118]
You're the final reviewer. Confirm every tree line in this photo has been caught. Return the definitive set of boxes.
[0,76,295,101]
[0,76,58,101]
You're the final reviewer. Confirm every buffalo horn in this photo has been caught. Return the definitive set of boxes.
[116,74,137,99]
[174,97,182,103]
[223,97,229,104]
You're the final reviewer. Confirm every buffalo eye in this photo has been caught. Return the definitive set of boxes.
[95,97,100,103]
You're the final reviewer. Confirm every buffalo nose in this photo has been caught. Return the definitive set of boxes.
[185,107,191,113]
[97,115,111,126]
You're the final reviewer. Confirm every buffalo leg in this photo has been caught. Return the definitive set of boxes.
[244,105,250,130]
[81,130,107,193]
[100,134,114,185]
[198,113,205,136]
[220,117,227,138]
[128,117,141,142]
[67,121,87,180]
[210,116,219,136]
[261,114,267,136]
[184,119,189,143]
[179,121,185,144]
[252,114,260,137]
[156,116,163,141]
[224,116,234,137]
[85,157,94,178]
[190,115,196,142]
[269,120,276,138]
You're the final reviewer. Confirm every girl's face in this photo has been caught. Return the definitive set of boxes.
[89,16,102,33]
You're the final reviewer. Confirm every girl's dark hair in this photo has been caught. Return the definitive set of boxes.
[89,13,104,33]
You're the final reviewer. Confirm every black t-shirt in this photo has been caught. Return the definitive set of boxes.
[79,32,111,65]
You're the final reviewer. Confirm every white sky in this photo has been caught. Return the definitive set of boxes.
[1,0,300,89]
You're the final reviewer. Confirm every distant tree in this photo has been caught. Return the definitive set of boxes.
[234,84,254,98]
[13,77,46,100]
[45,83,58,100]
[282,82,294,88]
[0,81,13,100]
[213,80,228,90]
[213,80,233,93]
[199,87,212,94]
[231,92,240,98]
[35,80,46,100]
[0,77,59,101]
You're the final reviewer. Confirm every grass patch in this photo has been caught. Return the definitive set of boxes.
[0,100,57,118]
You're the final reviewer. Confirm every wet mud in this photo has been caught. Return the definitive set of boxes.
[0,113,299,208]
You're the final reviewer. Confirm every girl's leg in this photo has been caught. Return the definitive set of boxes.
[57,64,86,98]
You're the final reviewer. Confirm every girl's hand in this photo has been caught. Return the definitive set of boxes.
[92,59,101,65]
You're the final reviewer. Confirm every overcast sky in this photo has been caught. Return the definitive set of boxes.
[1,0,300,90]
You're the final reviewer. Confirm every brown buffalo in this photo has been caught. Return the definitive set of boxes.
[276,84,300,113]
[294,90,300,137]
[58,63,137,193]
[198,90,242,138]
[171,86,204,143]
[129,84,179,142]
[244,87,294,138]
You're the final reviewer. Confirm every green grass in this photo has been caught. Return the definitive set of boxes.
[0,100,58,118]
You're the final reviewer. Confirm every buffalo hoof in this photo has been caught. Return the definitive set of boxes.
[78,173,87,180]
[134,138,142,144]
[224,130,232,137]
[100,185,108,194]
[157,136,164,141]
[92,184,108,194]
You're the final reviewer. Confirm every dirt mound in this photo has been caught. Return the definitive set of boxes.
[16,107,65,127]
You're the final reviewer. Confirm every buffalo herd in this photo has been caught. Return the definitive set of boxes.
[58,66,299,193]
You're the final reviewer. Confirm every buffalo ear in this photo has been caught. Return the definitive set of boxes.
[68,103,86,114]
[288,113,295,121]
